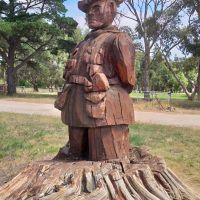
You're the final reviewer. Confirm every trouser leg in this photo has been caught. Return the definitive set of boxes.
[68,126,88,158]
[88,125,129,161]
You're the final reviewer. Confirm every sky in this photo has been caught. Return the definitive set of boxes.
[64,0,135,31]
[64,0,87,29]
[64,0,186,58]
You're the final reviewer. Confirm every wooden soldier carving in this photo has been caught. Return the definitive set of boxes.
[55,0,136,161]
[1,2,199,198]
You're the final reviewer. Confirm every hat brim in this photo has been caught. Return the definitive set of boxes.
[78,0,124,13]
[78,1,90,13]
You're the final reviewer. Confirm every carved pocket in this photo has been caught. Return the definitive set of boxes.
[85,91,106,119]
[85,98,106,119]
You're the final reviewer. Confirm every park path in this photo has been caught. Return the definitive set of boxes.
[0,100,200,129]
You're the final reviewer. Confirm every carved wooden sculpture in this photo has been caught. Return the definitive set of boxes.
[0,0,199,199]
[56,0,135,161]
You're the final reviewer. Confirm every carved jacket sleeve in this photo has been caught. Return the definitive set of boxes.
[112,32,136,93]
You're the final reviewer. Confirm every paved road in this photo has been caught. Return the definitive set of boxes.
[0,100,200,128]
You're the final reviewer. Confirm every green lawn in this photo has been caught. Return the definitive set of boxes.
[130,91,188,100]
[0,112,199,192]
[129,124,200,192]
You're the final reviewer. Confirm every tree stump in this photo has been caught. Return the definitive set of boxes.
[0,147,199,200]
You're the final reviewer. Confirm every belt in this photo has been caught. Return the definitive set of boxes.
[69,75,120,86]
[69,75,92,87]
[108,77,120,85]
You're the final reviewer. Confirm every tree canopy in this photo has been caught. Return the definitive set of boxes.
[0,0,77,95]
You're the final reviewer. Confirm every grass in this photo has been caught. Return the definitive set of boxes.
[0,112,199,193]
[0,113,67,159]
[129,123,200,192]
[0,113,67,185]
[130,91,188,100]
[0,93,56,104]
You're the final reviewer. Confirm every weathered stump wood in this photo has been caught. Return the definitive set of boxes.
[0,147,199,200]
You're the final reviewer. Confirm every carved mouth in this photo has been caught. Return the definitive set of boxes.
[88,19,97,23]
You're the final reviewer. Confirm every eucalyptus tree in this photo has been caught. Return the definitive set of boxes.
[183,0,200,18]
[158,0,200,100]
[17,51,66,92]
[0,0,77,95]
[124,0,183,99]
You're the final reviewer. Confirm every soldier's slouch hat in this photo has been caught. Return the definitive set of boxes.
[78,0,124,12]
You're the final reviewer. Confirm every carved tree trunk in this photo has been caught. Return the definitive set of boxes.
[0,147,199,200]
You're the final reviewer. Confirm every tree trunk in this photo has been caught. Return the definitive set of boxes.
[33,84,39,92]
[7,67,16,95]
[197,58,200,101]
[7,38,17,96]
[143,41,151,100]
[0,147,199,200]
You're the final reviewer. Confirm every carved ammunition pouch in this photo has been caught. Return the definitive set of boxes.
[67,72,108,119]
[54,84,72,111]
[84,63,109,119]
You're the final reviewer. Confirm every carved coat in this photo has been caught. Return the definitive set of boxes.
[61,26,136,127]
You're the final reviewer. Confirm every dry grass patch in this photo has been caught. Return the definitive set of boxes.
[0,93,56,104]
[133,99,200,114]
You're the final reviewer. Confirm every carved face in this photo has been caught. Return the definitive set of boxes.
[86,0,116,30]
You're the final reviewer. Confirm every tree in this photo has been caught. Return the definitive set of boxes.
[17,50,67,92]
[159,1,200,100]
[0,59,6,83]
[124,0,182,99]
[150,52,180,92]
[17,26,86,92]
[72,27,85,44]
[182,0,200,18]
[0,0,77,95]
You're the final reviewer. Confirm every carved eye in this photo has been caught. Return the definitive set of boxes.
[93,5,100,12]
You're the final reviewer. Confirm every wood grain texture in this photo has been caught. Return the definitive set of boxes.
[0,147,199,200]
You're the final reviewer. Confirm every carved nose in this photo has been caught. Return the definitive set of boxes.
[88,9,94,16]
